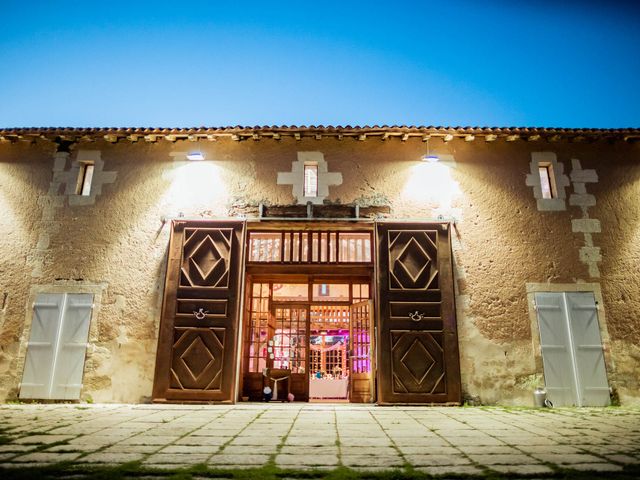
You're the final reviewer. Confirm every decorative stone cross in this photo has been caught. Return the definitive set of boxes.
[277,151,342,205]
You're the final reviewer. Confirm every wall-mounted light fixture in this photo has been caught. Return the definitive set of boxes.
[421,136,439,162]
[186,152,205,161]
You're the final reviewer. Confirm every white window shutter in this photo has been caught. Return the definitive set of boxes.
[50,294,93,400]
[20,293,93,400]
[19,294,64,399]
[534,292,577,406]
[566,293,610,406]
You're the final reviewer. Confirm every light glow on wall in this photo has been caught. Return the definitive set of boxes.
[402,159,462,216]
[160,159,229,217]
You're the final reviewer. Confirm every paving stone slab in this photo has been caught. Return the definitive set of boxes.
[11,452,82,462]
[490,464,555,475]
[14,434,75,444]
[469,453,539,465]
[45,444,101,453]
[142,453,211,464]
[101,444,159,454]
[604,454,640,464]
[414,465,484,476]
[158,445,219,454]
[439,435,505,446]
[518,444,583,454]
[275,454,340,466]
[279,446,339,455]
[173,435,231,446]
[142,463,193,470]
[391,436,450,446]
[0,444,37,453]
[457,445,522,455]
[285,435,342,447]
[208,453,271,465]
[222,445,278,455]
[567,463,624,472]
[533,453,604,464]
[78,452,146,463]
[229,436,283,446]
[341,454,403,467]
[404,453,471,466]
[495,435,559,446]
[119,435,181,445]
[68,435,130,445]
[340,437,392,447]
[396,445,459,455]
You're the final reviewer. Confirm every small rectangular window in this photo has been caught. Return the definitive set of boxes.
[75,162,94,196]
[538,163,556,199]
[303,163,318,197]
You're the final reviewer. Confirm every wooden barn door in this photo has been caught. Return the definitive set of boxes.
[375,222,461,404]
[152,220,245,403]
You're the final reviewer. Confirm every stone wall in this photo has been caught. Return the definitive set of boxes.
[0,135,638,405]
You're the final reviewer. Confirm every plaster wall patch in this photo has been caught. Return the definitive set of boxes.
[277,151,342,205]
[570,159,601,277]
[572,219,601,233]
[28,152,68,278]
[525,152,570,211]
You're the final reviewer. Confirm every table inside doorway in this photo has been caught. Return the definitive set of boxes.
[309,377,348,399]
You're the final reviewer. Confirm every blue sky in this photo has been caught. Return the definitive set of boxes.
[0,1,638,128]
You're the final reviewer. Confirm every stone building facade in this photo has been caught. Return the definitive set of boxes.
[0,126,638,406]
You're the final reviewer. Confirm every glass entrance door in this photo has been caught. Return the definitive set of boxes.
[271,305,309,400]
[309,305,350,401]
[349,300,375,403]
[241,279,372,402]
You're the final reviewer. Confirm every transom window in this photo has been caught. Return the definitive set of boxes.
[247,230,372,264]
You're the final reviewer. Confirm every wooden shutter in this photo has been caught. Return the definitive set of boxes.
[566,293,610,406]
[152,220,245,402]
[50,294,93,400]
[534,292,577,406]
[535,292,610,407]
[20,293,93,400]
[375,222,461,404]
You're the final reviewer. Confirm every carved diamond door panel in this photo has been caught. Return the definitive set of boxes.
[376,222,461,404]
[153,220,245,402]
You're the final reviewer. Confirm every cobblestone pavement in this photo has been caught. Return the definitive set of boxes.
[0,403,639,478]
